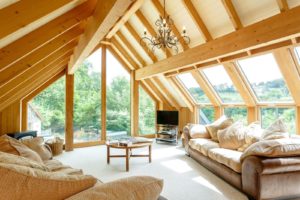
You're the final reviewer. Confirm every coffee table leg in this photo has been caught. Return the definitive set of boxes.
[149,145,152,163]
[107,145,110,164]
[126,147,129,172]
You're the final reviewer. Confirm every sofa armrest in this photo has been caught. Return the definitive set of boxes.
[242,156,300,200]
[183,125,191,153]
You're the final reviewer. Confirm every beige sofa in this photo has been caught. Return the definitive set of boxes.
[183,125,300,200]
[0,134,164,200]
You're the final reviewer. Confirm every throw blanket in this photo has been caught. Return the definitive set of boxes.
[241,138,300,161]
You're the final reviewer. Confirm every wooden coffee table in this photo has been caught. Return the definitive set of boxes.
[106,141,152,172]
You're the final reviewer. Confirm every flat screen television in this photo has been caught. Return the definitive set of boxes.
[157,111,179,125]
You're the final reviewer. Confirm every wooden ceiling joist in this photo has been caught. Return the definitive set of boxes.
[182,0,212,41]
[0,42,76,99]
[273,48,300,105]
[151,0,189,50]
[191,71,221,106]
[135,10,172,58]
[106,0,144,39]
[68,0,133,74]
[0,0,75,42]
[0,1,94,72]
[0,60,68,111]
[0,26,82,87]
[223,62,256,106]
[277,0,289,12]
[135,6,300,80]
[221,0,243,30]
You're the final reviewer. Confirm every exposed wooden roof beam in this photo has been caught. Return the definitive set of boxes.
[124,22,157,62]
[0,26,82,87]
[135,10,172,58]
[152,0,189,50]
[277,0,289,12]
[0,1,94,71]
[221,0,243,30]
[0,42,76,99]
[191,71,221,106]
[106,0,144,38]
[68,0,133,74]
[273,48,300,105]
[136,6,300,80]
[182,0,212,41]
[0,0,74,41]
[223,62,256,106]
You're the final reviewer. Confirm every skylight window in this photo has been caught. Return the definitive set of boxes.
[295,46,300,64]
[199,107,215,124]
[237,53,293,103]
[202,65,243,103]
[177,73,210,104]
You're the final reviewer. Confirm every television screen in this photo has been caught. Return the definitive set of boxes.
[157,111,179,125]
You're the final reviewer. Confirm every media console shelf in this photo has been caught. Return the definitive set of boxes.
[156,124,178,144]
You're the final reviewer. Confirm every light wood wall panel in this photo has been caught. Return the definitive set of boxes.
[0,101,21,135]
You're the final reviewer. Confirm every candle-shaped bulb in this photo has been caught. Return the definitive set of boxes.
[143,28,147,35]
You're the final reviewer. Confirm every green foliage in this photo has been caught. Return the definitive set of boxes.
[224,107,247,124]
[139,87,156,134]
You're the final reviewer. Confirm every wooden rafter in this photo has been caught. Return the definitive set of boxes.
[277,0,289,12]
[151,0,189,50]
[124,22,157,62]
[135,10,172,58]
[191,70,221,106]
[135,6,300,80]
[223,62,256,106]
[0,26,82,87]
[221,0,243,30]
[106,0,144,38]
[273,48,300,105]
[0,0,74,41]
[182,0,212,41]
[68,0,133,74]
[0,1,94,71]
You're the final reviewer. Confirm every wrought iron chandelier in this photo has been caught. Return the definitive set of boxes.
[140,0,190,54]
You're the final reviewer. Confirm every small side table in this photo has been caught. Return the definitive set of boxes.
[106,142,152,172]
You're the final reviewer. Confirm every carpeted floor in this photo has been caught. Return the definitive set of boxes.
[56,142,248,200]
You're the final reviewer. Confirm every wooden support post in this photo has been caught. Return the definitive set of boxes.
[247,106,258,124]
[21,101,28,131]
[65,73,74,151]
[101,46,107,141]
[131,71,139,136]
[296,107,300,135]
[214,106,223,119]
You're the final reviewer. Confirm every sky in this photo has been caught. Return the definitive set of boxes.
[86,49,129,85]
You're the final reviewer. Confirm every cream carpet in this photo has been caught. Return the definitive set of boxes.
[56,142,248,200]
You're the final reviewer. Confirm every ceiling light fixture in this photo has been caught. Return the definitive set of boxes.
[140,0,190,54]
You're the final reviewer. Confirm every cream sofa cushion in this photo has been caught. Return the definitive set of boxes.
[241,138,300,161]
[261,119,289,140]
[22,137,52,161]
[208,148,242,173]
[0,135,43,163]
[217,121,245,150]
[66,176,163,200]
[189,138,220,156]
[206,115,233,142]
[0,163,97,200]
[44,159,83,175]
[238,122,263,152]
[188,124,210,139]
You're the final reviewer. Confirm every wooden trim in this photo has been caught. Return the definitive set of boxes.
[106,0,144,38]
[101,45,107,141]
[182,0,212,41]
[0,26,82,87]
[247,106,258,124]
[68,0,133,74]
[277,0,289,12]
[135,10,171,57]
[223,62,256,106]
[221,0,243,30]
[151,0,189,50]
[135,6,300,80]
[0,1,94,71]
[273,48,300,105]
[130,71,139,136]
[65,73,74,151]
[191,71,221,106]
[0,0,74,41]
